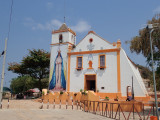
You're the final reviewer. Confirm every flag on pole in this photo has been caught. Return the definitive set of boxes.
[0,51,5,58]
[1,51,4,55]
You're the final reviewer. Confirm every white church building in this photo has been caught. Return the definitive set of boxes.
[49,23,148,98]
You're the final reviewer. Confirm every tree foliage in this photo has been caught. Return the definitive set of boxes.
[129,14,160,90]
[8,49,50,91]
[10,76,49,94]
[130,14,160,65]
[10,76,36,94]
[136,64,152,80]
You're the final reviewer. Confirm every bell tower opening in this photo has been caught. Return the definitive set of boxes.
[59,34,63,43]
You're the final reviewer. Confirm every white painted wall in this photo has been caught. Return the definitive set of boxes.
[120,49,147,96]
[73,33,116,52]
[52,32,76,45]
[70,52,118,93]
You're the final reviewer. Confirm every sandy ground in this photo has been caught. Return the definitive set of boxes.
[0,99,159,120]
[0,99,110,120]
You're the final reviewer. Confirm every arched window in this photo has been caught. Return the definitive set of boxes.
[59,34,63,43]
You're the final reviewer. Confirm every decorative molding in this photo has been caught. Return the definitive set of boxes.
[52,29,76,36]
[50,42,74,46]
[68,48,120,55]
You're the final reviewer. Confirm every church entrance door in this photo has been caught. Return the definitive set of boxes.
[84,75,96,92]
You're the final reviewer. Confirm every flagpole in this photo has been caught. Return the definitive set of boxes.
[0,38,8,105]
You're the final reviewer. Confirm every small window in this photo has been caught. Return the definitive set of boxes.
[101,87,105,89]
[99,55,106,69]
[76,56,83,70]
[59,34,63,43]
[89,38,93,43]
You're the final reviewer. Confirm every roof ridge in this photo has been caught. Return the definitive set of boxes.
[59,23,68,30]
[76,31,112,47]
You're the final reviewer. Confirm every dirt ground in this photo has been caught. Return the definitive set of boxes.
[0,99,109,120]
[0,99,159,120]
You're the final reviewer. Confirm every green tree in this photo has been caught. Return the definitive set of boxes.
[10,76,37,94]
[136,64,152,80]
[128,14,160,90]
[130,15,160,62]
[8,49,50,91]
[10,76,49,94]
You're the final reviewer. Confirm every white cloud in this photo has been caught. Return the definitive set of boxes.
[71,20,91,33]
[23,17,35,26]
[153,6,160,14]
[24,17,62,30]
[25,17,34,22]
[51,19,62,28]
[24,18,91,33]
[46,2,53,10]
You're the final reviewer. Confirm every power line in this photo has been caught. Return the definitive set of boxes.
[7,0,14,40]
[64,0,66,23]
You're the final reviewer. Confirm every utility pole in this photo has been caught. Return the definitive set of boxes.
[147,24,159,120]
[0,38,8,105]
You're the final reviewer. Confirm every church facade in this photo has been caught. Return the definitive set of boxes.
[49,23,148,97]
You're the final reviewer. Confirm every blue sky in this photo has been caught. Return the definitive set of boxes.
[0,0,160,87]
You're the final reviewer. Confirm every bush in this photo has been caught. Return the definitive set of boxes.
[105,96,109,101]
[60,91,63,95]
[82,90,87,95]
[80,89,83,92]
[42,91,45,96]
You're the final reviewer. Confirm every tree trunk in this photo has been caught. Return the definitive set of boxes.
[38,78,42,91]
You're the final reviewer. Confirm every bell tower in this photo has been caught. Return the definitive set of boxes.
[49,23,76,91]
[51,23,76,45]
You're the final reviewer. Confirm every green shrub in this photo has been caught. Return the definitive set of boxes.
[105,96,109,100]
[80,89,83,92]
[60,91,63,95]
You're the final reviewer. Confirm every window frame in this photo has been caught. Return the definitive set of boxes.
[98,54,106,69]
[76,56,83,70]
